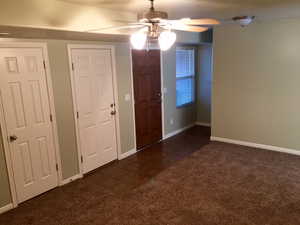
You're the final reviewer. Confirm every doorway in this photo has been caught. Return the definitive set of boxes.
[0,43,60,204]
[68,45,120,174]
[132,49,163,150]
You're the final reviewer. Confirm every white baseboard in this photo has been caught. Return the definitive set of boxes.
[211,136,300,156]
[195,122,211,127]
[0,203,13,214]
[163,123,195,140]
[118,148,137,160]
[60,173,83,186]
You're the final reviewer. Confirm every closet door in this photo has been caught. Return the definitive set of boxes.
[0,47,58,203]
[71,48,118,174]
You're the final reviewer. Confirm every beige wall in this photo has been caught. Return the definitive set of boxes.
[197,44,212,124]
[212,18,300,150]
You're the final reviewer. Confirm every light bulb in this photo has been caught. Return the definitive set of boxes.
[239,18,253,26]
[130,32,147,50]
[233,16,255,27]
[158,31,176,51]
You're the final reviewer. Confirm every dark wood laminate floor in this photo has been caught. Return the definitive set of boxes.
[78,125,211,195]
[0,125,211,223]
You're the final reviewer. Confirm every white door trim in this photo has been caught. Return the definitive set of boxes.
[67,44,122,175]
[129,47,166,149]
[0,42,62,208]
[160,51,166,139]
[129,48,137,153]
[0,92,17,208]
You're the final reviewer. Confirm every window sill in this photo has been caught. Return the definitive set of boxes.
[176,102,195,109]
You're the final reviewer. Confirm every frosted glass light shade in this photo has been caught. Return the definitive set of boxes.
[130,32,147,50]
[158,31,176,51]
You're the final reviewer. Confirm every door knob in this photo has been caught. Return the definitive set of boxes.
[110,110,116,115]
[9,135,18,142]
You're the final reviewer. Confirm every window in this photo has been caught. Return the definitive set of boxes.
[176,47,195,107]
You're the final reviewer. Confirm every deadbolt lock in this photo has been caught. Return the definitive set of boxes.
[110,110,116,115]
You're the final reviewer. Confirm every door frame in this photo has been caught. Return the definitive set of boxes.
[67,44,122,175]
[129,47,166,150]
[0,42,62,208]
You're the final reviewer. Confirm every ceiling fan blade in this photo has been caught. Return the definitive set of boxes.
[169,18,220,26]
[169,24,209,32]
[86,24,147,33]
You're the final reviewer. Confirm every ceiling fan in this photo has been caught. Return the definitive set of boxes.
[88,0,220,50]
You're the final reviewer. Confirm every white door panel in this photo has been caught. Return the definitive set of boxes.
[0,48,58,203]
[71,48,117,174]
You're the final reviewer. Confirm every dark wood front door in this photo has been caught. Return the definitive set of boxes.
[132,49,162,150]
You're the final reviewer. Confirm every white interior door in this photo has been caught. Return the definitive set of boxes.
[71,48,118,174]
[0,47,58,203]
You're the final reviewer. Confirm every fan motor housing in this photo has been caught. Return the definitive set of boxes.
[138,10,168,22]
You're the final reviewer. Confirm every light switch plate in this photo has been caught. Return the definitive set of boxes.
[170,118,174,125]
[125,94,131,101]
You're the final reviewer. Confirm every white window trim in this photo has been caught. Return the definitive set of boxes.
[176,46,196,108]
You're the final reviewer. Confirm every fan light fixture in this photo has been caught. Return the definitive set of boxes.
[130,32,147,50]
[131,30,177,51]
[158,31,176,51]
[233,16,255,27]
[88,0,219,51]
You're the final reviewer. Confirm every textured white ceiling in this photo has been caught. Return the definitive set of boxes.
[57,0,300,20]
[0,0,300,36]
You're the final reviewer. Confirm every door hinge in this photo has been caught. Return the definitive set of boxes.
[80,155,83,163]
[72,62,75,71]
[55,163,59,171]
[43,60,46,70]
[76,111,79,119]
[50,114,53,122]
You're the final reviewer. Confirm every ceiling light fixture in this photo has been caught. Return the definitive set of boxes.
[131,28,177,51]
[130,32,147,50]
[89,0,219,51]
[158,31,176,51]
[233,16,255,27]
